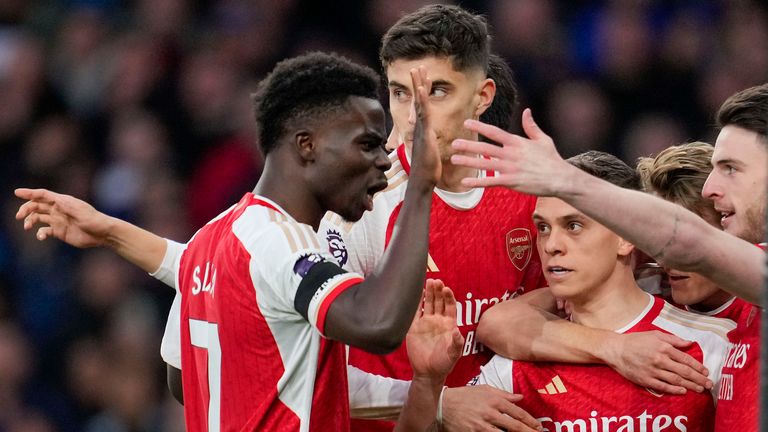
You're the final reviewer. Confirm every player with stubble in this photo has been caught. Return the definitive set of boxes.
[319,5,544,431]
[15,52,445,432]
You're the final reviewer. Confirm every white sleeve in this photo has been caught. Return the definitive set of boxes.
[160,291,182,368]
[348,365,410,419]
[319,211,386,276]
[240,217,363,335]
[474,355,514,393]
[149,239,185,289]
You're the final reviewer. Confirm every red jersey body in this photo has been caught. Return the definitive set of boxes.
[711,295,761,431]
[321,145,544,431]
[177,193,360,432]
[476,296,734,432]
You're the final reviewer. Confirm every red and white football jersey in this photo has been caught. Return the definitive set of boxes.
[708,241,764,431]
[164,193,362,432]
[476,295,734,432]
[320,145,544,430]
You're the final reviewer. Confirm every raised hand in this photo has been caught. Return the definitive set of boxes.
[406,279,463,380]
[409,66,441,188]
[451,108,577,196]
[15,188,115,248]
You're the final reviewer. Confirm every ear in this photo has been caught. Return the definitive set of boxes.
[617,236,636,258]
[474,78,497,118]
[295,130,315,162]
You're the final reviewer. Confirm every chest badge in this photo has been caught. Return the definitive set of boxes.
[506,228,532,271]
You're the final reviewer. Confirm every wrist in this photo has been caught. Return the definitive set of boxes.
[594,332,621,366]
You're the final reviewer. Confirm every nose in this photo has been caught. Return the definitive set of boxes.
[702,170,722,201]
[542,228,565,256]
[375,147,392,171]
[407,99,417,127]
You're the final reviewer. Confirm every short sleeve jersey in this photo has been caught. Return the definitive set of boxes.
[475,295,735,432]
[173,193,362,432]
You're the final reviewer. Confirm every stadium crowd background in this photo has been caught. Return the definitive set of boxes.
[0,0,766,431]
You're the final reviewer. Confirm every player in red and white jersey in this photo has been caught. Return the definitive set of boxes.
[636,141,765,431]
[15,52,445,431]
[319,6,544,432]
[477,296,733,432]
[452,84,767,430]
[459,151,734,432]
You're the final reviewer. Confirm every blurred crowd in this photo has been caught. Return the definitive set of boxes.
[0,0,766,431]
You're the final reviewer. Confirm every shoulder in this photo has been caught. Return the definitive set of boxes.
[653,301,736,343]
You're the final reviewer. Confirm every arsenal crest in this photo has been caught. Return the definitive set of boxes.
[506,228,532,271]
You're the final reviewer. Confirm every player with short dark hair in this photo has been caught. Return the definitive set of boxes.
[16,51,442,432]
[320,5,544,431]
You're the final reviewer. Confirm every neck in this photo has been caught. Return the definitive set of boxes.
[568,267,650,331]
[438,160,479,192]
[253,160,324,230]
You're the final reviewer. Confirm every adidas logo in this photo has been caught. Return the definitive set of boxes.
[537,375,567,395]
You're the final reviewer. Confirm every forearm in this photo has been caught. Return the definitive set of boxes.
[481,307,611,363]
[326,183,434,352]
[104,216,169,274]
[478,290,612,363]
[394,376,442,432]
[559,169,764,303]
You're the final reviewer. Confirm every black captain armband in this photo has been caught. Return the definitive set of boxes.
[293,253,347,322]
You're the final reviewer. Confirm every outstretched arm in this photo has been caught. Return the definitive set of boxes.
[451,109,764,304]
[477,288,711,395]
[394,280,463,432]
[15,188,168,274]
[324,67,441,353]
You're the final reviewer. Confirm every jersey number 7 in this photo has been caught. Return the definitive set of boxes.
[190,319,222,432]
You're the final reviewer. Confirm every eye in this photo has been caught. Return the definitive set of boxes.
[725,165,736,175]
[537,223,550,235]
[567,222,583,232]
[391,88,410,103]
[430,86,448,98]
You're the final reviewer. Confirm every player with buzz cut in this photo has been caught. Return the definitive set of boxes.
[463,151,734,432]
[15,52,444,432]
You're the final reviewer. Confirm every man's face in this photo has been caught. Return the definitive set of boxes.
[702,126,768,243]
[534,197,631,302]
[385,56,491,160]
[311,96,390,222]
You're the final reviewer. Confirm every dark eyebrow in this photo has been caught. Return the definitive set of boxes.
[430,79,454,88]
[388,80,408,88]
[532,212,587,223]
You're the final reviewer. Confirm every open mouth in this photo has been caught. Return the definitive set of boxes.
[719,211,735,227]
[547,265,573,278]
[364,181,388,211]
